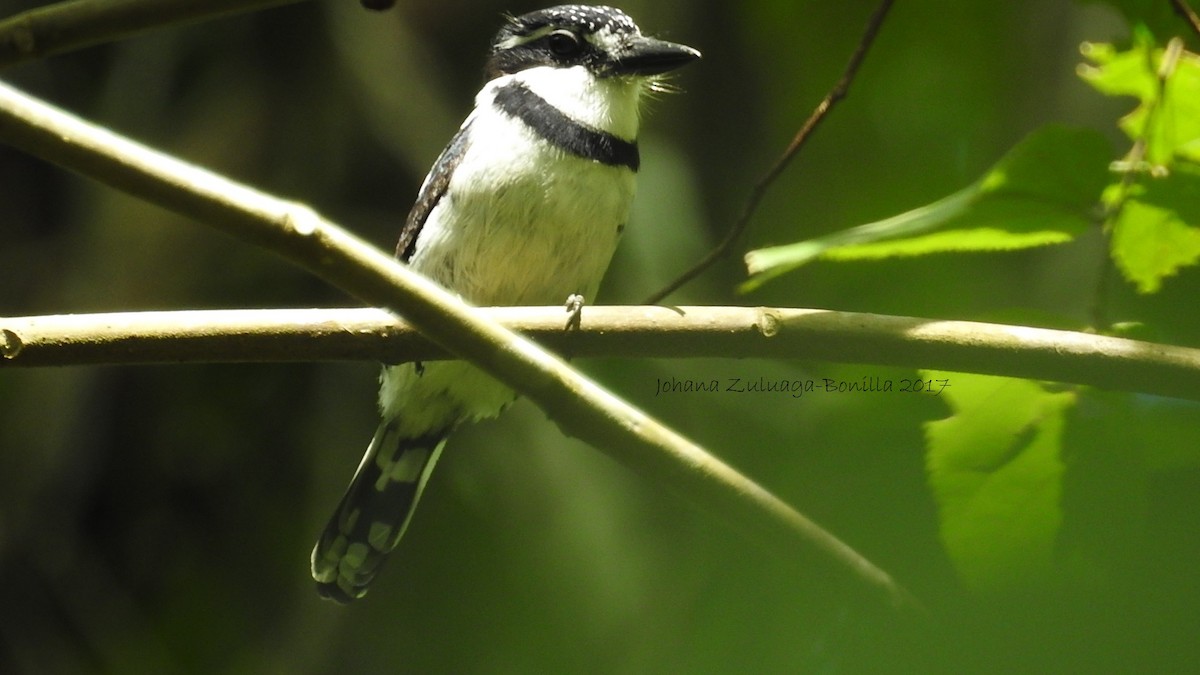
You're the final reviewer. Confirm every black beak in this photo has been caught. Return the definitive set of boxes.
[609,36,701,77]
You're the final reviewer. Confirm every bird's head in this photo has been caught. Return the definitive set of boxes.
[485,5,700,85]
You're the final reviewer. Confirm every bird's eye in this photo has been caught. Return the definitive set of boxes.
[547,30,582,57]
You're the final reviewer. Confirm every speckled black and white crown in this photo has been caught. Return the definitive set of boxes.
[497,5,639,45]
[485,5,649,78]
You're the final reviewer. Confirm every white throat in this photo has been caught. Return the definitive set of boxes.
[487,65,645,142]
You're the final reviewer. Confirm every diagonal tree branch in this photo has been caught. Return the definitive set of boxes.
[5,306,1200,402]
[0,80,920,613]
[0,0,306,68]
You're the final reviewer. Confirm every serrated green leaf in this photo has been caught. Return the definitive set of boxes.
[924,371,1076,593]
[1077,36,1157,101]
[1080,35,1200,165]
[1110,165,1200,293]
[742,126,1110,291]
[820,227,1075,261]
[1080,36,1200,291]
[743,188,976,284]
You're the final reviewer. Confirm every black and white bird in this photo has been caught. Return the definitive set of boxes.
[311,4,700,602]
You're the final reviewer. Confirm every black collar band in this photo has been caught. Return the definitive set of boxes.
[492,81,640,171]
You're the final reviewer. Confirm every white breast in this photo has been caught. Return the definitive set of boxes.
[408,69,641,306]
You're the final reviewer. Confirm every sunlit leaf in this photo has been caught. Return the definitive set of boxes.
[1079,35,1200,292]
[1079,34,1200,165]
[1109,165,1200,293]
[742,126,1109,291]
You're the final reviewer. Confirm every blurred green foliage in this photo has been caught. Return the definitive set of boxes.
[2,0,1200,673]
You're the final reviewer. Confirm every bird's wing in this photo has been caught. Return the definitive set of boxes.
[395,117,474,262]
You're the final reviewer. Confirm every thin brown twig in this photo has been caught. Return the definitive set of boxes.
[643,0,897,304]
[1171,0,1200,38]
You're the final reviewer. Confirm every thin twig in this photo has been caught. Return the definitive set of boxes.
[4,306,1200,402]
[0,80,921,614]
[0,0,304,68]
[1171,0,1200,38]
[643,0,897,304]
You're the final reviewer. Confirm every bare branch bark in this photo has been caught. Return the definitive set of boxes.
[4,306,1200,403]
[0,81,920,613]
[0,0,305,67]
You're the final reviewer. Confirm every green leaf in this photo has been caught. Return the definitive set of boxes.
[1079,35,1200,165]
[742,126,1110,291]
[924,371,1076,593]
[1077,35,1156,104]
[1079,36,1200,292]
[1109,165,1200,293]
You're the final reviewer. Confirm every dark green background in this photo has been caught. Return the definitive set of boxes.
[2,0,1198,672]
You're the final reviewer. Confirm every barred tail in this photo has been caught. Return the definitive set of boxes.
[311,422,448,603]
